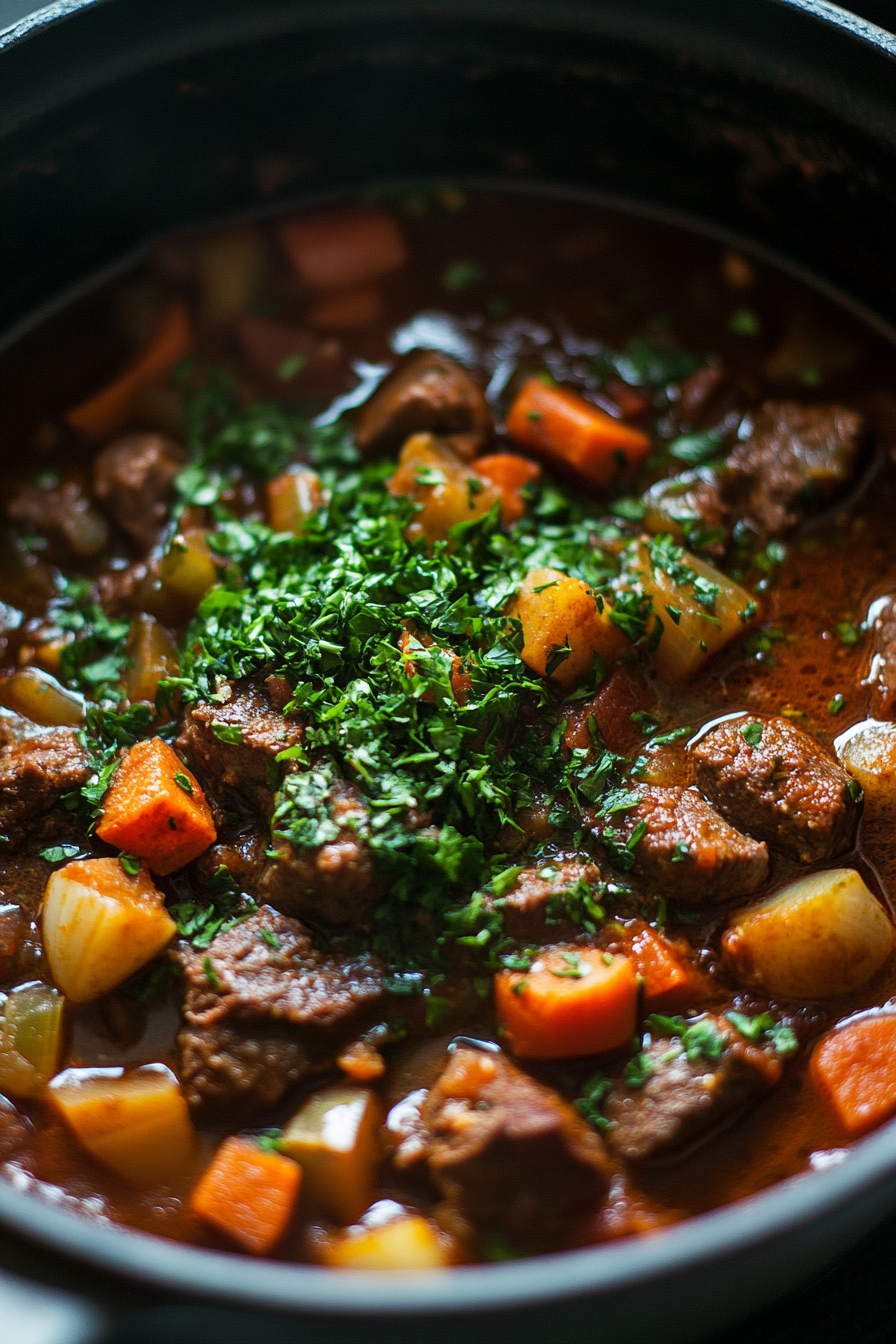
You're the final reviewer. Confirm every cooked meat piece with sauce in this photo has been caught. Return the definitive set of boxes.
[354,349,493,454]
[175,684,303,818]
[490,859,603,943]
[92,433,186,550]
[0,727,91,847]
[725,401,864,534]
[866,594,896,719]
[7,477,109,559]
[563,667,649,757]
[418,1045,609,1237]
[177,905,384,1115]
[692,714,860,864]
[604,1015,782,1162]
[236,317,347,398]
[593,785,769,903]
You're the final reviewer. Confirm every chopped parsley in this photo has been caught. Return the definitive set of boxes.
[740,721,763,747]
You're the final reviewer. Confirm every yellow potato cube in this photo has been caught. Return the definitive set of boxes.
[506,566,629,688]
[281,1085,380,1223]
[389,433,500,544]
[49,1063,195,1186]
[723,867,895,999]
[42,857,177,1003]
[629,539,755,682]
[321,1209,455,1270]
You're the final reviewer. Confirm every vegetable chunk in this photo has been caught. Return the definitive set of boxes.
[266,465,324,534]
[389,432,501,543]
[320,1210,454,1270]
[507,566,628,689]
[474,453,540,524]
[495,944,638,1058]
[506,378,650,488]
[281,1086,381,1223]
[278,207,407,292]
[96,737,216,875]
[190,1134,301,1255]
[811,1015,896,1136]
[836,718,896,807]
[722,868,895,1000]
[629,538,756,682]
[49,1063,194,1185]
[0,983,63,1098]
[42,856,177,1002]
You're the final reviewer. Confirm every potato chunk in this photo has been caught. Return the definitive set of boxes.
[722,868,895,999]
[835,719,896,807]
[629,538,756,682]
[389,432,501,543]
[319,1205,455,1270]
[42,857,177,1003]
[49,1063,194,1186]
[281,1085,381,1223]
[506,566,628,689]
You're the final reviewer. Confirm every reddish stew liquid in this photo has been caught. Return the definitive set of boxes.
[1,190,896,1266]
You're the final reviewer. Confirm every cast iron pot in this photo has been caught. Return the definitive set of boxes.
[2,3,896,1342]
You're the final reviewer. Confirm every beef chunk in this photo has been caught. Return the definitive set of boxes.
[867,594,896,719]
[236,317,347,398]
[418,1046,609,1236]
[604,1015,781,1162]
[491,859,603,943]
[7,477,109,559]
[175,685,303,818]
[563,667,649,757]
[177,905,384,1116]
[259,779,380,929]
[692,714,860,864]
[725,401,864,534]
[354,349,493,454]
[0,727,90,847]
[594,785,768,904]
[92,433,186,550]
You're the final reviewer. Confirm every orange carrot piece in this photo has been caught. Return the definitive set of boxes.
[190,1135,302,1255]
[96,736,216,876]
[66,301,192,439]
[474,452,541,524]
[624,923,691,1011]
[495,944,638,1058]
[811,1015,896,1137]
[505,378,650,489]
[398,628,471,705]
[278,208,407,292]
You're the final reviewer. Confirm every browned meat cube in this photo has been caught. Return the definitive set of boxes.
[0,727,91,848]
[725,401,864,534]
[175,683,303,818]
[490,858,604,943]
[177,905,384,1116]
[603,1014,782,1162]
[419,1045,609,1237]
[594,785,768,904]
[354,349,493,454]
[692,714,860,863]
[92,433,186,551]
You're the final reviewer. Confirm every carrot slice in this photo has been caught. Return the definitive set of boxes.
[505,378,650,489]
[624,922,692,1011]
[811,1015,896,1137]
[190,1135,301,1255]
[495,944,638,1058]
[65,301,192,439]
[474,452,541,524]
[96,736,216,876]
[278,208,407,292]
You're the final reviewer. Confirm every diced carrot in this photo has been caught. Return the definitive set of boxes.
[474,452,541,524]
[495,944,638,1058]
[96,736,216,876]
[66,301,192,439]
[505,378,650,489]
[811,1015,896,1137]
[623,922,692,1011]
[278,208,407,292]
[561,667,649,757]
[308,283,383,330]
[190,1135,301,1255]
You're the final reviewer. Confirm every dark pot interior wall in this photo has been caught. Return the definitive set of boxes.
[1,0,896,347]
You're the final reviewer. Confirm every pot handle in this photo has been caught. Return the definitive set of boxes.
[0,1268,105,1344]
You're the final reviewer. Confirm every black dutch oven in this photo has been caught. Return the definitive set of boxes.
[1,3,896,1342]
